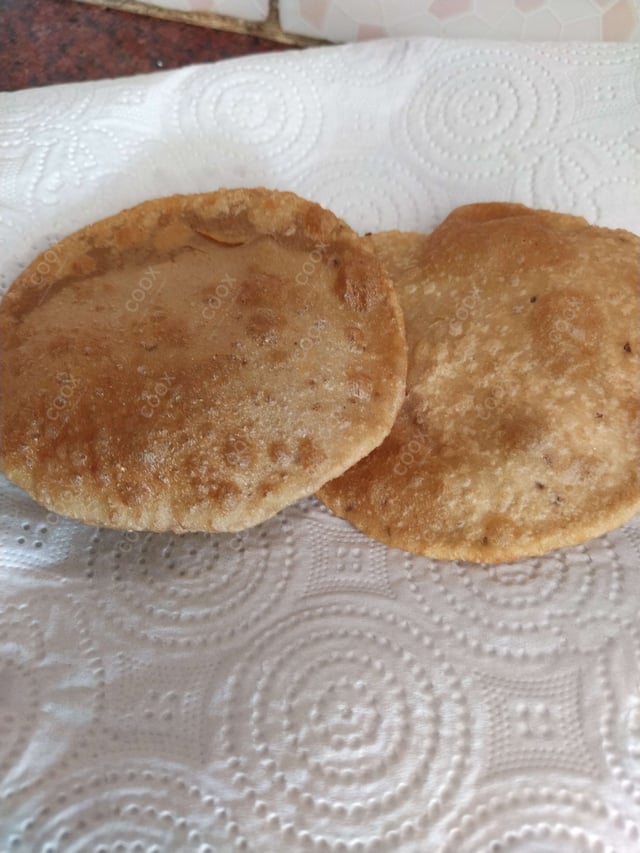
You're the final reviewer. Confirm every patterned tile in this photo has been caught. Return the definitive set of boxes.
[278,0,639,41]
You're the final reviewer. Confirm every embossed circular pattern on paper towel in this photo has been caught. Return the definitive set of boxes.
[532,42,640,67]
[291,155,448,234]
[405,524,640,660]
[312,38,426,86]
[175,62,322,174]
[0,90,97,263]
[78,513,294,648]
[1,764,238,853]
[403,48,561,179]
[626,513,640,554]
[440,785,640,852]
[0,479,75,574]
[0,86,139,212]
[0,88,94,146]
[513,131,640,231]
[293,498,397,602]
[0,600,104,800]
[0,607,42,788]
[596,618,640,809]
[477,663,598,782]
[223,605,470,848]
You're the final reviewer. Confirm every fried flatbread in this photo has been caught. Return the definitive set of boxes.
[318,202,640,563]
[0,188,407,532]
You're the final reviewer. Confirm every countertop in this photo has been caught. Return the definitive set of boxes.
[0,0,291,91]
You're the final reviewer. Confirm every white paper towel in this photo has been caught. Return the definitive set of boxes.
[1,37,639,852]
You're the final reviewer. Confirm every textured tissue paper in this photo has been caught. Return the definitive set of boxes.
[1,36,640,852]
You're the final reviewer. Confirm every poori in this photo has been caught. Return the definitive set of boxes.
[318,202,640,563]
[0,188,407,532]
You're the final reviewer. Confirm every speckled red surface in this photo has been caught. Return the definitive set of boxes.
[0,0,291,91]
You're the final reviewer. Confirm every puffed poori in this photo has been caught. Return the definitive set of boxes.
[318,203,640,563]
[0,188,407,532]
